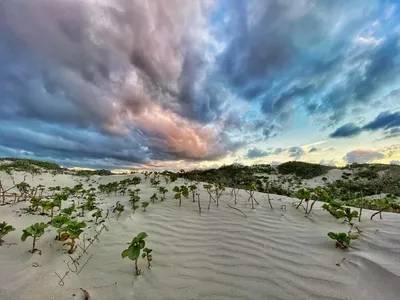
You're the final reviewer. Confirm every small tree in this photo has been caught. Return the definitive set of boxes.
[158,187,168,201]
[150,193,158,204]
[142,201,149,212]
[213,183,225,207]
[173,185,189,207]
[189,184,197,202]
[204,184,215,210]
[370,197,394,220]
[113,201,125,218]
[129,189,141,212]
[121,232,149,275]
[295,188,311,211]
[21,222,48,253]
[0,221,15,245]
[245,183,259,209]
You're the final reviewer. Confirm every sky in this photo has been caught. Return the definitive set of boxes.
[0,0,400,170]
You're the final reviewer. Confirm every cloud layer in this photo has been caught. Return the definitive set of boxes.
[1,0,400,168]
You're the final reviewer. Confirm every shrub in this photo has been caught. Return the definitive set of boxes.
[278,161,332,179]
[142,201,149,212]
[158,187,168,201]
[21,222,48,253]
[50,214,70,240]
[0,221,15,245]
[173,185,189,207]
[59,220,86,253]
[121,232,150,275]
[327,232,358,249]
[113,201,125,218]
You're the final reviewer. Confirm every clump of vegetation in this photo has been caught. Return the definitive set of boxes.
[51,214,71,240]
[0,221,15,245]
[278,161,332,179]
[92,209,104,224]
[323,200,360,249]
[189,184,197,202]
[370,197,398,220]
[327,232,358,249]
[113,201,125,218]
[158,186,168,201]
[142,201,149,212]
[129,189,141,212]
[245,183,259,209]
[0,158,62,173]
[59,220,86,253]
[121,232,151,275]
[21,222,49,254]
[142,247,153,269]
[150,193,158,204]
[173,185,189,207]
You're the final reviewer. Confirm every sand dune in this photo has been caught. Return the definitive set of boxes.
[0,172,399,299]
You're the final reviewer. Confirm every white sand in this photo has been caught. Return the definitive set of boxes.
[0,171,399,300]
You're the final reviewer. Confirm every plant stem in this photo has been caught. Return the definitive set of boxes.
[32,236,36,252]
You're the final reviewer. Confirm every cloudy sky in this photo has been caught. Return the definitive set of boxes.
[0,0,399,169]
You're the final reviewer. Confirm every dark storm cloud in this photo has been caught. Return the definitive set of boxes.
[330,111,400,139]
[216,0,400,126]
[330,123,362,138]
[0,0,235,167]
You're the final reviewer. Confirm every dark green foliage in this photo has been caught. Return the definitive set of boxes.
[0,221,15,245]
[113,201,124,218]
[141,201,149,212]
[21,222,48,253]
[277,161,332,179]
[58,220,86,253]
[0,158,61,173]
[74,169,113,176]
[121,232,150,275]
[173,185,189,207]
[142,247,153,268]
[327,232,358,249]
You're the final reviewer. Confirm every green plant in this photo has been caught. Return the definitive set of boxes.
[21,222,48,253]
[61,204,76,216]
[92,209,103,224]
[59,220,86,253]
[142,247,153,269]
[173,185,189,207]
[158,187,168,201]
[213,183,225,207]
[113,201,124,218]
[0,221,15,245]
[129,189,141,212]
[189,184,197,202]
[142,201,149,212]
[245,183,259,209]
[204,184,215,210]
[370,197,394,220]
[150,193,158,204]
[121,232,149,275]
[40,200,56,218]
[327,232,358,249]
[295,188,311,211]
[50,214,70,240]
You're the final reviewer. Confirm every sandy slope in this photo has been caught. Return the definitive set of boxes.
[0,171,399,300]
